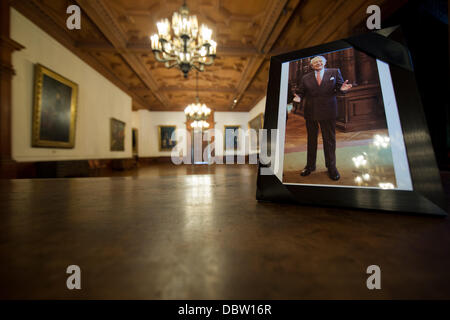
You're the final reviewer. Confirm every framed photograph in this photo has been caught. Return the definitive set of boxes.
[32,64,78,148]
[224,125,240,151]
[248,113,264,153]
[110,118,126,151]
[159,125,177,151]
[257,27,447,216]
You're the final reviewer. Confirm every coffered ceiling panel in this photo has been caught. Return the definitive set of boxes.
[29,0,109,44]
[247,59,270,93]
[93,52,146,88]
[141,54,251,91]
[272,0,409,53]
[106,0,269,47]
[12,0,403,112]
[234,92,262,112]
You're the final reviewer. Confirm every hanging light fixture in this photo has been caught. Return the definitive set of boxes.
[150,0,217,78]
[185,72,211,129]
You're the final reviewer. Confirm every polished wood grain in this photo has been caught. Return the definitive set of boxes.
[0,164,449,299]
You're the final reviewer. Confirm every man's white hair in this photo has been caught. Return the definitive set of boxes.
[310,56,327,65]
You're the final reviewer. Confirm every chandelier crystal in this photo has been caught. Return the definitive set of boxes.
[185,72,211,129]
[150,1,217,78]
[185,101,211,129]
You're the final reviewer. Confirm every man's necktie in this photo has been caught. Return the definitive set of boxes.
[316,72,321,85]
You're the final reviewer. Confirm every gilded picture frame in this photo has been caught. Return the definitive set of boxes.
[32,64,78,148]
[158,125,177,151]
[224,125,241,151]
[110,118,126,151]
[248,113,264,152]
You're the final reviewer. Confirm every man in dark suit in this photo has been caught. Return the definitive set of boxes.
[294,56,352,180]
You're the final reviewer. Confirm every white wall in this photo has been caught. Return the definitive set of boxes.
[248,96,266,121]
[131,112,140,129]
[11,9,133,162]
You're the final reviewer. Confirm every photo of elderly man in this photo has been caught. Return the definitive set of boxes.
[283,48,397,188]
[293,55,352,181]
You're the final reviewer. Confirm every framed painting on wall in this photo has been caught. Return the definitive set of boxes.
[110,118,125,151]
[159,125,177,151]
[224,125,241,151]
[32,64,78,148]
[248,113,264,152]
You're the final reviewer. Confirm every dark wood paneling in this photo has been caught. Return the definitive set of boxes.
[336,84,387,132]
[0,1,24,178]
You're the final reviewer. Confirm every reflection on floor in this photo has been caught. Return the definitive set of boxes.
[284,113,389,151]
[92,162,251,179]
[283,144,397,187]
[283,113,395,188]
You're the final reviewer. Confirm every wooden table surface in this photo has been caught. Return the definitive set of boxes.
[0,164,449,299]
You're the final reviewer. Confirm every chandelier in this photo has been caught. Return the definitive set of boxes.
[184,72,211,129]
[150,1,217,78]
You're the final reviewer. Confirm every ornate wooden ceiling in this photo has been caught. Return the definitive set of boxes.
[11,0,407,112]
